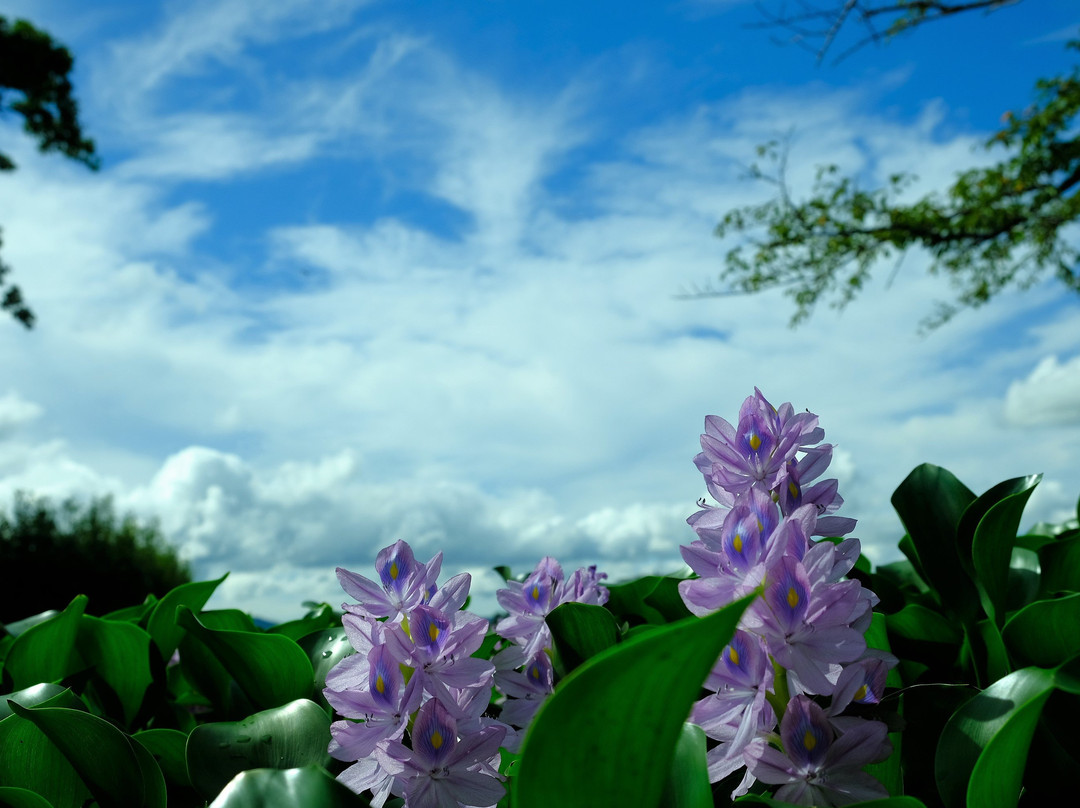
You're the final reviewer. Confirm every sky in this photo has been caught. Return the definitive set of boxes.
[1,0,1079,621]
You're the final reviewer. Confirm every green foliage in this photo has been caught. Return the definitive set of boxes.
[0,15,98,329]
[705,17,1080,330]
[0,493,191,622]
[0,464,1076,807]
[513,593,756,808]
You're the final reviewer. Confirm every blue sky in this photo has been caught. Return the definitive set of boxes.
[1,0,1079,619]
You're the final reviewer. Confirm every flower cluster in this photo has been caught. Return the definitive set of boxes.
[492,557,609,744]
[325,540,507,808]
[325,542,609,806]
[681,389,895,805]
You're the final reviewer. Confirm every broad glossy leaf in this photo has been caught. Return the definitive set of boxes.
[147,575,227,661]
[1038,534,1080,596]
[957,476,1040,575]
[0,684,80,720]
[0,691,92,808]
[892,465,978,621]
[970,475,1040,626]
[0,787,56,808]
[660,723,710,808]
[935,666,1055,808]
[298,627,353,701]
[75,615,153,726]
[886,604,961,645]
[133,728,191,788]
[1004,547,1040,612]
[266,605,338,642]
[103,595,158,624]
[547,602,619,675]
[513,592,755,808]
[603,576,669,625]
[1,611,59,637]
[186,699,332,800]
[178,607,314,711]
[737,798,929,807]
[6,701,166,808]
[3,597,87,691]
[207,766,370,807]
[1003,593,1080,668]
[973,618,1010,684]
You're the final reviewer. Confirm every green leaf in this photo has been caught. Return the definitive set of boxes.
[206,766,370,808]
[186,699,332,801]
[75,615,153,726]
[133,728,192,788]
[1004,547,1040,612]
[1038,533,1080,595]
[886,604,962,644]
[547,602,620,675]
[512,592,756,808]
[935,666,1056,808]
[177,607,314,711]
[0,684,80,720]
[102,595,158,624]
[737,798,929,807]
[146,575,227,661]
[603,576,672,625]
[892,465,978,621]
[3,596,87,690]
[660,723,711,808]
[1,611,59,637]
[266,605,338,642]
[298,627,353,705]
[1003,593,1080,668]
[0,787,57,808]
[5,701,166,808]
[957,476,1041,576]
[969,475,1040,626]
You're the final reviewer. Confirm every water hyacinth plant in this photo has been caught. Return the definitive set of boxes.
[0,388,1077,808]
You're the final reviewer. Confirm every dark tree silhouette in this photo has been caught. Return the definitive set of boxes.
[0,493,191,622]
[1,16,99,328]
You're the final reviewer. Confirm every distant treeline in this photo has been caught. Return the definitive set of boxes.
[0,493,190,622]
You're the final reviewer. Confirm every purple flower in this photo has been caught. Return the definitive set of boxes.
[494,648,554,730]
[695,390,825,499]
[384,603,494,717]
[376,698,507,808]
[336,540,442,621]
[495,559,563,658]
[326,644,422,761]
[690,630,776,789]
[744,695,891,806]
[748,553,866,695]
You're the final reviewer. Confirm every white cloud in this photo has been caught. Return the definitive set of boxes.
[1005,354,1080,426]
[2,2,1079,622]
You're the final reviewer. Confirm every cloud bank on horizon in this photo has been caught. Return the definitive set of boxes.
[1,0,1078,620]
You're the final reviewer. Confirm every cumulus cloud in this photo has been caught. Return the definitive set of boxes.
[2,0,1079,622]
[1005,354,1080,426]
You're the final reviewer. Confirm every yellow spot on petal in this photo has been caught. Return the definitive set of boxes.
[375,675,386,694]
[728,646,740,666]
[390,561,399,580]
[787,587,800,609]
[531,584,540,601]
[803,729,817,751]
[855,684,868,702]
[788,481,799,499]
[749,433,762,451]
[428,623,440,642]
[430,730,443,749]
[733,533,743,553]
[530,665,540,681]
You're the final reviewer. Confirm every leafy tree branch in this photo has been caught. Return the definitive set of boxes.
[697,34,1080,331]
